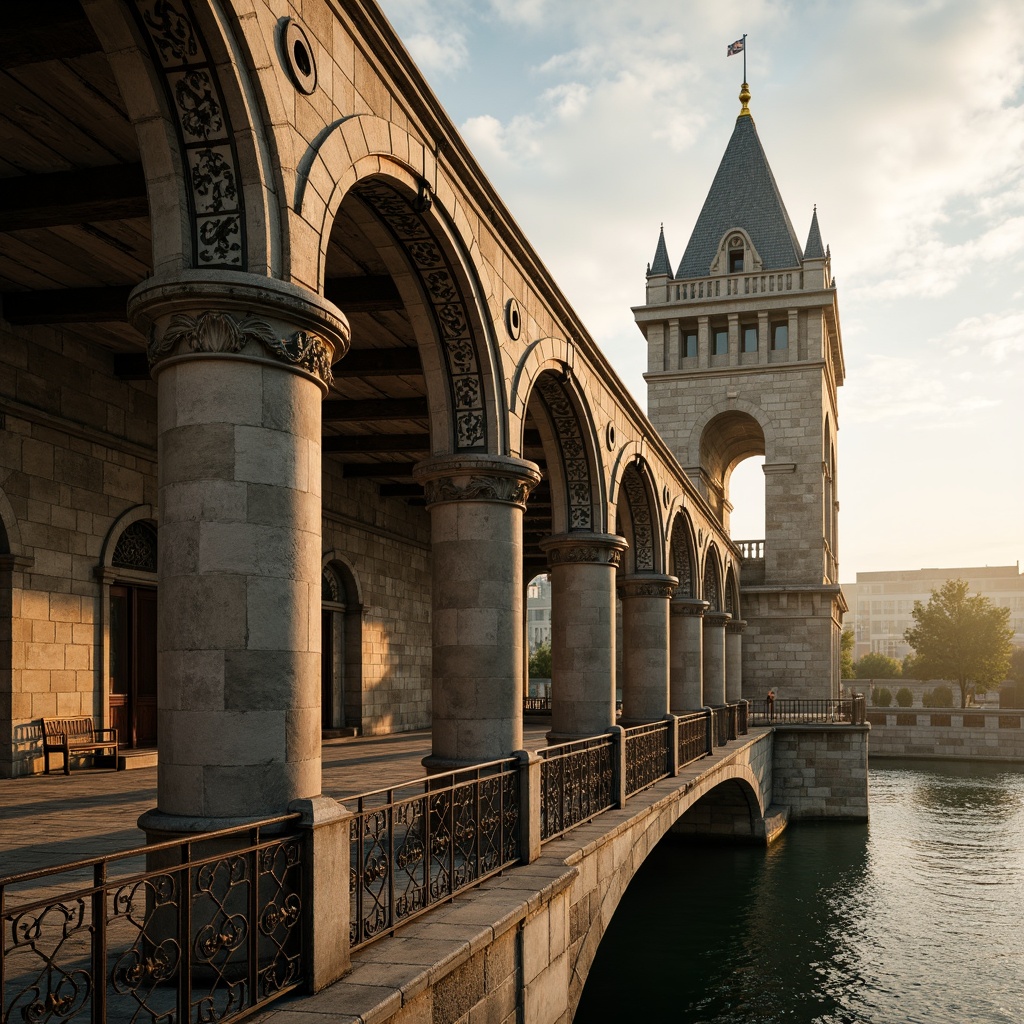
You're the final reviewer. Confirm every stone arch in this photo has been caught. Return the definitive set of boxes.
[321,553,363,732]
[0,488,21,556]
[724,563,740,616]
[668,510,698,598]
[709,227,763,276]
[323,162,506,456]
[702,543,723,610]
[568,765,766,1017]
[89,0,278,276]
[518,360,604,535]
[614,457,663,574]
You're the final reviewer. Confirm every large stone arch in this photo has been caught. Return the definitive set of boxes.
[612,455,664,575]
[702,543,724,610]
[87,0,281,277]
[516,352,604,536]
[568,764,767,1017]
[668,509,698,599]
[321,161,507,456]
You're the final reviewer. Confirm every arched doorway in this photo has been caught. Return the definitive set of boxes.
[322,559,362,733]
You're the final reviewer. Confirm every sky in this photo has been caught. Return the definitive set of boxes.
[376,0,1024,582]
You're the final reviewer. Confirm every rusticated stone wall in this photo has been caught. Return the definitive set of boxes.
[867,709,1024,762]
[771,724,869,819]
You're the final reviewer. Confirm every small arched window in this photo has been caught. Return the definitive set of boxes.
[111,521,157,573]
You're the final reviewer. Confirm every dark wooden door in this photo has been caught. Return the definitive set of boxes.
[321,610,333,729]
[109,584,158,748]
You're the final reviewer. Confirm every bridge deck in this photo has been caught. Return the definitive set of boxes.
[0,727,554,877]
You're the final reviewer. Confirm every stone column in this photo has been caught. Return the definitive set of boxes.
[726,618,746,702]
[618,574,677,723]
[128,273,348,833]
[539,533,627,740]
[669,598,708,711]
[702,611,731,706]
[414,454,541,768]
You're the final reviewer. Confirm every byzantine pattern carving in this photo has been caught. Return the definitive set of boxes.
[422,474,537,509]
[620,469,654,571]
[131,0,245,268]
[148,310,334,386]
[112,521,158,573]
[534,375,593,531]
[544,542,622,567]
[703,550,721,610]
[670,517,694,597]
[353,180,487,451]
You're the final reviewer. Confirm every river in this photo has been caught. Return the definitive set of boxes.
[573,760,1024,1023]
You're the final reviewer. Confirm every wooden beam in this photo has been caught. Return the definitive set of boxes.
[3,1,100,69]
[0,165,148,232]
[332,348,422,375]
[324,275,402,312]
[339,462,418,479]
[322,398,428,422]
[322,434,430,454]
[377,484,424,498]
[2,285,133,325]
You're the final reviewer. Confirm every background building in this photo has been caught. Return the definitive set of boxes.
[526,575,552,652]
[843,565,1024,661]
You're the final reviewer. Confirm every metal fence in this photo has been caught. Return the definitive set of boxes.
[348,759,520,950]
[624,721,672,798]
[1,815,304,1024]
[678,711,710,767]
[748,695,867,726]
[538,735,615,842]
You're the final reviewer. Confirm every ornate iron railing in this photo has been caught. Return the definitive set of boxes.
[538,735,615,842]
[678,712,710,768]
[1,815,304,1024]
[749,695,867,726]
[624,721,671,798]
[349,759,520,950]
[736,700,749,735]
[711,705,731,746]
[524,696,551,712]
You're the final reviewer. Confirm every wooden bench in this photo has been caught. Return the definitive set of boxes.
[42,717,118,775]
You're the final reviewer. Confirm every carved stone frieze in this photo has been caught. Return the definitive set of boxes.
[423,475,535,508]
[671,598,709,617]
[703,611,732,629]
[415,455,541,510]
[618,574,678,600]
[147,309,337,387]
[725,618,747,634]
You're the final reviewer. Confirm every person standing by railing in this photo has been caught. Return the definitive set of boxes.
[767,689,776,722]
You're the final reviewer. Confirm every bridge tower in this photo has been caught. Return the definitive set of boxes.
[636,82,847,699]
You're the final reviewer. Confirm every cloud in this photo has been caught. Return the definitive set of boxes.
[943,310,1024,362]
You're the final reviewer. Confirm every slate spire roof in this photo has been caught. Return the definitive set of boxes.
[676,98,803,279]
[648,223,672,276]
[803,205,825,259]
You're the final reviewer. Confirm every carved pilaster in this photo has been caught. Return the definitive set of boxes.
[128,273,350,393]
[414,454,541,509]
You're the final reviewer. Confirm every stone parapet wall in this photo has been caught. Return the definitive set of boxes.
[771,724,869,819]
[867,709,1024,762]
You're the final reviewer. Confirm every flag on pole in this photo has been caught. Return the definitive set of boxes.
[727,38,744,56]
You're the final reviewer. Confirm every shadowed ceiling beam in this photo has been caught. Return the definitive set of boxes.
[333,348,422,375]
[3,1,100,69]
[339,462,418,478]
[324,275,402,312]
[0,166,148,231]
[322,398,428,422]
[322,434,430,454]
[3,285,134,325]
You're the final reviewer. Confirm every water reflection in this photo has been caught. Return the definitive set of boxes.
[573,761,1024,1024]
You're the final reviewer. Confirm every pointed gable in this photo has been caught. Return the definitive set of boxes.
[676,114,803,279]
[648,224,672,276]
[804,206,825,258]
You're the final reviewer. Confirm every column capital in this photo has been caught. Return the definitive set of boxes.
[671,597,709,617]
[617,573,678,600]
[704,610,732,628]
[540,532,627,567]
[414,453,541,509]
[129,271,351,393]
[726,618,747,634]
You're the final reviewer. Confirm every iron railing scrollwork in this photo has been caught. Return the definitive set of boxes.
[624,721,671,798]
[538,735,615,842]
[348,759,520,950]
[1,815,304,1024]
[677,712,710,768]
[523,696,551,712]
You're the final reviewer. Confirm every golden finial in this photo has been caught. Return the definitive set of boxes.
[739,81,751,117]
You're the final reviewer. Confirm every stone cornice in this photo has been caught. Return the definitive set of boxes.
[414,454,541,509]
[617,573,678,600]
[540,533,627,567]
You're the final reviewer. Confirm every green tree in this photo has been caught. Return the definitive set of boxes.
[902,652,925,679]
[529,641,552,678]
[872,686,892,707]
[840,629,855,680]
[854,652,903,679]
[895,686,914,708]
[903,579,1014,709]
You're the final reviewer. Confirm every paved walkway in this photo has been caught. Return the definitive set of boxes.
[0,726,553,880]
